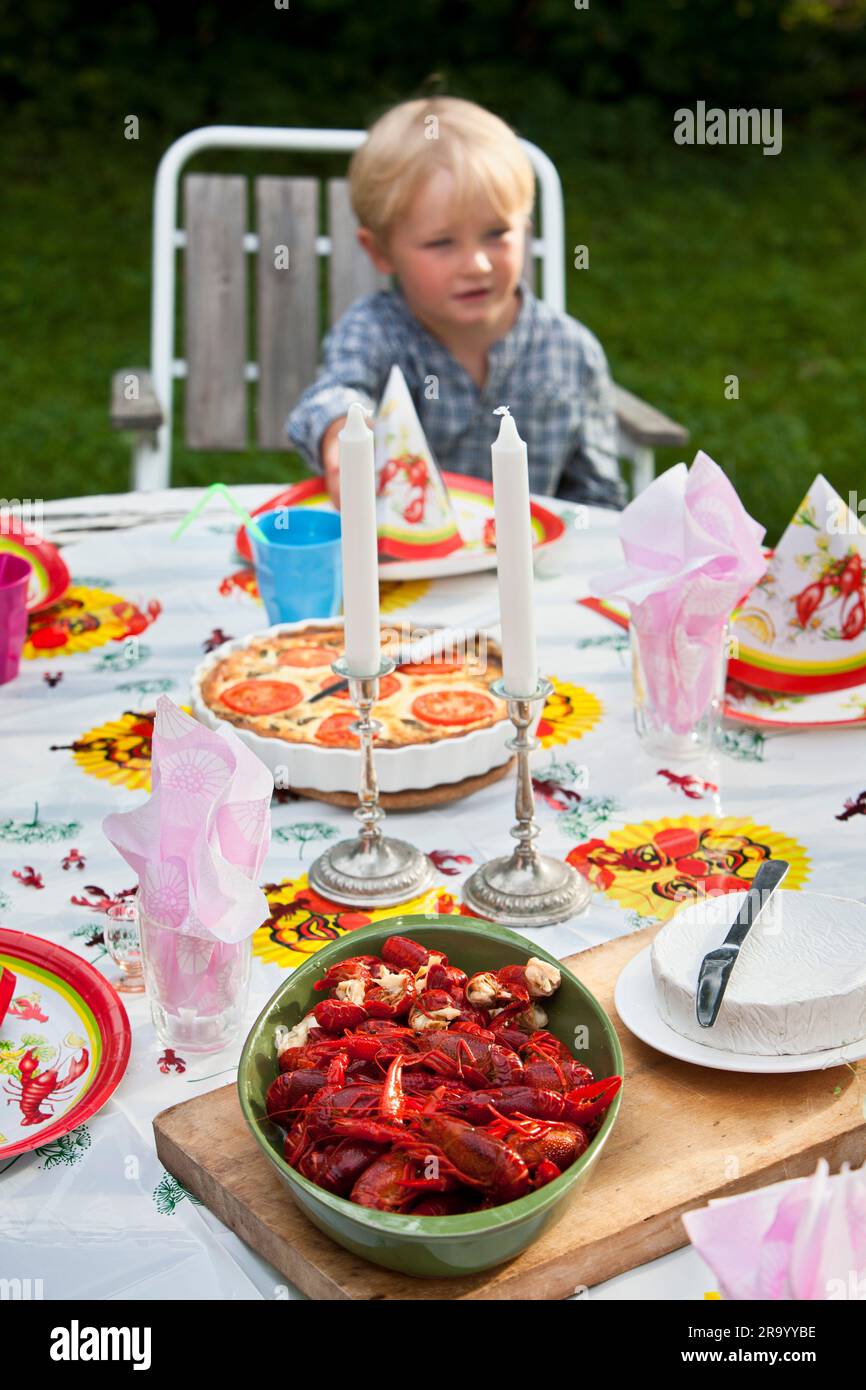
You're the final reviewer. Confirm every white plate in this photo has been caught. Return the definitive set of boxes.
[614,945,866,1074]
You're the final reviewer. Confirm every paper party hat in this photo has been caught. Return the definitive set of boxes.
[729,474,866,694]
[374,365,465,561]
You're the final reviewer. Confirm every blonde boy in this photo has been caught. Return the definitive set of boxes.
[286,97,624,510]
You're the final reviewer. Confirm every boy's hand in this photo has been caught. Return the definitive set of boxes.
[320,417,347,509]
[321,412,375,509]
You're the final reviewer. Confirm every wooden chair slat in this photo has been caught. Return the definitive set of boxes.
[522,217,537,295]
[327,180,388,326]
[183,175,248,449]
[255,177,319,450]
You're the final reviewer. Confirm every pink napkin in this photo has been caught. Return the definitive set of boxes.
[592,452,766,732]
[683,1159,866,1300]
[103,696,272,945]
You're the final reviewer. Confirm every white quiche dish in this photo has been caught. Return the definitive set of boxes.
[651,890,866,1056]
[190,618,529,794]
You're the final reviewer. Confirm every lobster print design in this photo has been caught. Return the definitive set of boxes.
[4,1047,89,1126]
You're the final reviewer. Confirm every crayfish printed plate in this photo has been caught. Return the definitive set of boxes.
[723,679,866,731]
[234,474,566,580]
[0,928,130,1161]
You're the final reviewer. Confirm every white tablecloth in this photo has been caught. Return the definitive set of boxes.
[2,484,859,1301]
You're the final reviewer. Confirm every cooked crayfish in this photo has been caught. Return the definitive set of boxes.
[266,935,621,1215]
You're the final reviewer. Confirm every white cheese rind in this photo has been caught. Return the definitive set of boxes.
[651,890,866,1055]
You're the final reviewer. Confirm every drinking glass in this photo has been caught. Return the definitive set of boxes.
[138,908,252,1053]
[248,507,342,624]
[631,619,728,759]
[0,553,32,685]
[105,900,145,993]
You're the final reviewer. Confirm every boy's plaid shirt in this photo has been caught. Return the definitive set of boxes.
[286,281,626,508]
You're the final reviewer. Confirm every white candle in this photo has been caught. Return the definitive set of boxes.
[339,403,381,675]
[491,408,539,697]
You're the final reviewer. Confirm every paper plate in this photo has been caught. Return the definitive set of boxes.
[0,521,70,612]
[615,945,866,1075]
[577,598,866,730]
[0,928,130,1160]
[235,474,565,580]
[723,679,866,730]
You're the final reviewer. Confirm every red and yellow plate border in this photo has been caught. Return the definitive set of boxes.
[0,928,131,1160]
[235,473,565,565]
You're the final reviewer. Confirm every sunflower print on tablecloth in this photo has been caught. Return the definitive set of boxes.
[536,677,603,748]
[378,580,431,613]
[566,814,810,923]
[52,710,157,791]
[25,586,160,659]
[254,874,469,971]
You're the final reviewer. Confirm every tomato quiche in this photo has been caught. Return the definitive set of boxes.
[198,623,507,750]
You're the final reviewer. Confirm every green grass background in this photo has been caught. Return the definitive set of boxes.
[2,112,864,546]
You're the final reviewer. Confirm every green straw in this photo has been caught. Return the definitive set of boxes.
[170,482,268,545]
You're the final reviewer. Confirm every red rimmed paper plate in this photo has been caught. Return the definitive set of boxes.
[0,521,70,612]
[0,928,130,1160]
[235,474,566,580]
[723,680,866,731]
[577,598,866,731]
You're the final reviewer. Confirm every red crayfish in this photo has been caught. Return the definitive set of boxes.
[4,1047,90,1126]
[264,934,622,1214]
[793,551,865,640]
[377,452,430,524]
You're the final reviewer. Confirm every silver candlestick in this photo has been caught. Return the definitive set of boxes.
[462,677,590,926]
[308,656,433,906]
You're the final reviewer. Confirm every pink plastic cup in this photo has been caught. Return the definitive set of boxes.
[0,554,32,685]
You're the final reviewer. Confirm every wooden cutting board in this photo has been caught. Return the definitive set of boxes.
[153,924,866,1300]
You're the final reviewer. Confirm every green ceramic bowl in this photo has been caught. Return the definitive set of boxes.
[238,915,623,1278]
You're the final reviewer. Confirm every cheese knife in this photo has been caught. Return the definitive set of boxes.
[695,858,790,1028]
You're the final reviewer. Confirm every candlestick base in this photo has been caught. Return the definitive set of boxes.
[461,675,591,926]
[462,853,589,928]
[307,653,433,907]
[309,835,434,907]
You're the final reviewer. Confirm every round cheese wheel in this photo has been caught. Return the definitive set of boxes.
[650,889,866,1055]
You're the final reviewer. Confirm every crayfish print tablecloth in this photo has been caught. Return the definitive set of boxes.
[1,485,862,1302]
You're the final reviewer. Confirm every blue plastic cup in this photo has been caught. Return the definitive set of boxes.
[248,507,343,624]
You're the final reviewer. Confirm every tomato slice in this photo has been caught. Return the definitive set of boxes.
[315,712,365,747]
[398,658,464,677]
[221,680,302,716]
[319,673,400,701]
[411,690,495,727]
[277,645,336,668]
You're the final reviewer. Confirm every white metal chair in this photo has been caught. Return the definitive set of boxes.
[110,124,687,493]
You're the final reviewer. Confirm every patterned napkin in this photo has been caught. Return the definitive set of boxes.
[103,696,272,944]
[374,365,464,561]
[729,474,866,693]
[591,452,766,733]
[683,1158,866,1300]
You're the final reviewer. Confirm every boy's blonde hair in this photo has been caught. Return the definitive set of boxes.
[349,97,534,242]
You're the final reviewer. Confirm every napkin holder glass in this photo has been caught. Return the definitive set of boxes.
[137,903,252,1053]
[630,620,729,759]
